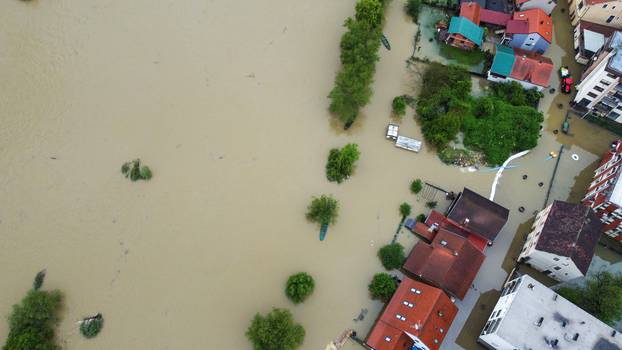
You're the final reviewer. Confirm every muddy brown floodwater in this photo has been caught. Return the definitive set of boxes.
[0,1,618,350]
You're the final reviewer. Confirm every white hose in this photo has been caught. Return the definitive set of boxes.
[489,150,530,201]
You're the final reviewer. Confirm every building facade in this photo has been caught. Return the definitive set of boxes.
[574,31,622,122]
[568,0,622,28]
[583,140,622,246]
[518,201,601,282]
[479,275,622,350]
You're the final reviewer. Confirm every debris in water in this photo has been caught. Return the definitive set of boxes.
[353,308,368,322]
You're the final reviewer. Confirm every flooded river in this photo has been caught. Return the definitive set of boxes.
[0,1,619,350]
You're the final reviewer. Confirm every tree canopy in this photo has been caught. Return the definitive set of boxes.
[326,143,361,183]
[246,308,305,350]
[558,271,622,325]
[369,273,397,302]
[410,179,423,194]
[285,273,315,304]
[306,195,339,226]
[378,243,406,270]
[399,202,412,218]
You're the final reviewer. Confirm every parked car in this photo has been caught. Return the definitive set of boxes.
[560,66,573,94]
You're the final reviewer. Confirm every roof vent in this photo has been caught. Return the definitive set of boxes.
[553,294,558,301]
[613,330,617,337]
[528,283,535,290]
[384,336,392,342]
[440,240,448,246]
[453,251,459,256]
[573,333,579,341]
[536,317,544,326]
[438,310,444,317]
[463,218,470,225]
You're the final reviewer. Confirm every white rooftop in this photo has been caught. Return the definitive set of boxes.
[494,275,622,350]
[608,173,622,207]
[584,29,606,53]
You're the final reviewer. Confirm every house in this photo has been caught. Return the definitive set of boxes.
[478,275,622,350]
[573,31,622,123]
[445,188,510,244]
[461,0,513,13]
[488,44,554,91]
[573,21,616,64]
[411,209,490,250]
[515,0,556,15]
[568,0,622,29]
[366,277,458,350]
[446,3,485,50]
[403,229,486,299]
[518,201,602,282]
[504,9,553,54]
[583,140,622,248]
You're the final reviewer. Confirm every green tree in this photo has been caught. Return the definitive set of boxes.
[355,0,384,28]
[558,271,622,325]
[399,202,412,218]
[285,273,315,304]
[410,179,423,194]
[405,0,422,22]
[368,273,397,302]
[80,314,104,339]
[416,213,426,222]
[3,278,63,350]
[326,143,361,183]
[306,195,339,226]
[121,159,153,181]
[378,243,406,270]
[246,308,305,350]
[392,96,407,116]
[425,201,437,209]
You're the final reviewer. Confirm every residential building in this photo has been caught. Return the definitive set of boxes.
[447,3,485,49]
[366,277,458,350]
[503,8,553,54]
[461,0,513,13]
[488,44,554,91]
[445,188,510,244]
[583,140,622,247]
[574,21,616,64]
[407,209,489,250]
[573,31,622,123]
[515,0,556,15]
[568,0,622,28]
[478,275,622,350]
[518,201,602,282]
[403,229,486,299]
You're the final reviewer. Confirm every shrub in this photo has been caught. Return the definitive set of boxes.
[139,166,152,180]
[405,0,422,22]
[246,308,305,350]
[80,314,104,339]
[425,201,437,209]
[392,96,407,116]
[3,282,63,350]
[369,273,397,302]
[121,159,153,181]
[306,195,339,226]
[285,273,315,304]
[326,143,361,183]
[399,202,412,218]
[410,179,423,194]
[416,213,426,222]
[378,243,406,270]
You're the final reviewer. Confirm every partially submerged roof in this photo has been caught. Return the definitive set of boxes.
[507,9,553,43]
[490,44,516,76]
[536,201,602,274]
[448,16,484,46]
[509,50,554,87]
[403,229,485,299]
[446,188,509,241]
[366,278,458,350]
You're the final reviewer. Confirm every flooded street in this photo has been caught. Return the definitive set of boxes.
[0,1,619,350]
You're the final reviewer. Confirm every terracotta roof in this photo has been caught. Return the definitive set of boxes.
[509,50,554,87]
[446,188,509,242]
[403,230,486,299]
[507,9,553,43]
[425,210,488,251]
[366,277,458,350]
[460,1,482,25]
[535,201,602,274]
[587,0,613,4]
[480,8,512,25]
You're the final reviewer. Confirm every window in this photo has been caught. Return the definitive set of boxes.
[403,301,414,308]
[595,85,605,92]
[395,314,406,321]
[607,73,617,79]
[588,92,598,98]
[607,15,615,23]
[601,80,611,86]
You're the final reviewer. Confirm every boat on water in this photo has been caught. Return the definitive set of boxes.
[319,223,329,241]
[380,34,391,50]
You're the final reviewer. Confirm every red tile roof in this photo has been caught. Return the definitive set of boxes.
[509,50,554,87]
[480,9,511,26]
[403,230,486,299]
[446,188,509,242]
[509,9,553,43]
[366,277,458,350]
[459,2,481,25]
[425,210,488,251]
[413,222,437,242]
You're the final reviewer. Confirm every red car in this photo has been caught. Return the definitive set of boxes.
[561,77,573,94]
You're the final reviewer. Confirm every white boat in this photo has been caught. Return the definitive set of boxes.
[395,135,422,153]
[386,123,399,140]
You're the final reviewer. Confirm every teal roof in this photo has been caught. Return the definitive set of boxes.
[448,16,484,46]
[490,44,515,77]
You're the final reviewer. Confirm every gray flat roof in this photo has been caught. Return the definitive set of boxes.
[495,275,622,350]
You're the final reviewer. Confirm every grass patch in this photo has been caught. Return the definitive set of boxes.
[439,43,487,66]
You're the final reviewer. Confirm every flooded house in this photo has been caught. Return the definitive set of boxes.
[445,2,511,49]
[366,277,458,350]
[479,275,622,349]
[488,44,554,91]
[573,21,616,64]
[518,200,602,282]
[503,8,553,54]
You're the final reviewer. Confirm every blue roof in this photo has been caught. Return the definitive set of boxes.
[448,16,484,46]
[490,44,515,76]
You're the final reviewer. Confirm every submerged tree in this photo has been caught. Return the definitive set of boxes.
[399,202,412,219]
[410,179,423,194]
[378,243,406,270]
[285,273,315,304]
[392,96,407,116]
[121,159,152,181]
[306,195,339,241]
[326,143,361,183]
[246,308,305,350]
[80,314,104,339]
[368,272,397,302]
[558,271,622,325]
